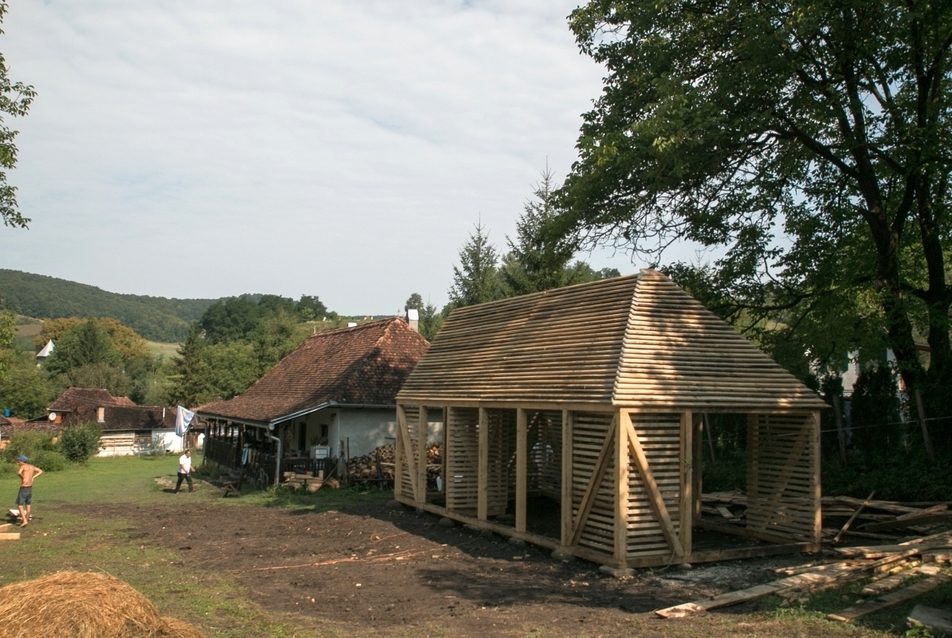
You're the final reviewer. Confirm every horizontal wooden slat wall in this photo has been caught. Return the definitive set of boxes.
[446,407,479,514]
[399,405,421,501]
[572,412,616,556]
[627,413,682,557]
[487,409,516,516]
[532,411,562,498]
[746,413,818,541]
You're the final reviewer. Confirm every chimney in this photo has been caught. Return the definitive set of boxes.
[406,308,419,333]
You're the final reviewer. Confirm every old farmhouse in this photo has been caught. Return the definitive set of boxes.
[197,317,434,485]
[41,387,182,455]
[394,270,828,570]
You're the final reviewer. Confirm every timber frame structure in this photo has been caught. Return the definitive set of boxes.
[394,270,828,569]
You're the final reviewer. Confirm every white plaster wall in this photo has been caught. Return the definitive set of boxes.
[279,407,444,459]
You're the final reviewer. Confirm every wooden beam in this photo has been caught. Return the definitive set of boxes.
[622,411,684,557]
[561,409,573,547]
[477,407,489,521]
[697,518,805,545]
[0,532,21,541]
[693,414,703,520]
[614,412,627,563]
[833,490,875,544]
[680,410,693,557]
[394,404,405,499]
[515,408,527,533]
[417,406,428,505]
[395,405,419,500]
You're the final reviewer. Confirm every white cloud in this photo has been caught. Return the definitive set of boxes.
[0,0,643,315]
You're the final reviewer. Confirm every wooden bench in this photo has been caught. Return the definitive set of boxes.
[221,469,245,497]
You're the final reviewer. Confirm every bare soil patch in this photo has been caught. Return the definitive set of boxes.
[60,494,868,637]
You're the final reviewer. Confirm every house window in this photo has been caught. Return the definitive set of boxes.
[97,407,105,423]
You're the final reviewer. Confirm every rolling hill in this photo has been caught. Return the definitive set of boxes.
[0,269,217,342]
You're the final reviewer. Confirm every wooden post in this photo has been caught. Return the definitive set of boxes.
[693,414,703,519]
[394,405,409,498]
[680,410,693,558]
[746,414,759,530]
[417,406,428,505]
[477,407,489,521]
[516,408,528,534]
[832,394,847,465]
[915,389,936,462]
[561,409,573,548]
[811,411,822,546]
[615,411,629,564]
[703,413,716,463]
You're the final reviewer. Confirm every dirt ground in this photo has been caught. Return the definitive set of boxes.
[57,490,853,637]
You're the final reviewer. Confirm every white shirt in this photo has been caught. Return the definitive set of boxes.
[178,453,192,474]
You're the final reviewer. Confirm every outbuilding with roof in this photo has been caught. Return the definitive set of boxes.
[394,270,828,569]
[197,317,434,485]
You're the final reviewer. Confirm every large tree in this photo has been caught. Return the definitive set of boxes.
[0,2,34,229]
[448,221,505,308]
[556,0,952,395]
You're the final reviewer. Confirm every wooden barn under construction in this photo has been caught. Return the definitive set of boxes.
[394,270,828,569]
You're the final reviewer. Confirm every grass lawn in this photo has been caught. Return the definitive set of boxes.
[147,340,182,359]
[0,456,329,637]
[0,457,947,637]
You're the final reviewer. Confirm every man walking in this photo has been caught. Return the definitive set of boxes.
[174,449,193,493]
[15,455,42,527]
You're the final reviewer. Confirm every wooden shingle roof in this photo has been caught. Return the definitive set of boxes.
[198,317,430,424]
[397,270,826,411]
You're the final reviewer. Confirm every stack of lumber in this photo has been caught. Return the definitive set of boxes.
[701,492,952,544]
[347,443,442,483]
[283,470,324,492]
[656,530,952,619]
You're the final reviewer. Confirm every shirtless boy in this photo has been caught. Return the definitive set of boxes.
[15,455,42,527]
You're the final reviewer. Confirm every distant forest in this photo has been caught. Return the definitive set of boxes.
[0,269,216,342]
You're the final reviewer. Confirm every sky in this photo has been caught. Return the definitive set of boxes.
[0,0,651,316]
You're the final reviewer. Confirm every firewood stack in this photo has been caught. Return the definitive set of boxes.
[346,442,442,483]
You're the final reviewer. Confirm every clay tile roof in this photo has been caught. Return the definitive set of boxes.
[48,387,126,412]
[198,317,430,423]
[100,405,175,431]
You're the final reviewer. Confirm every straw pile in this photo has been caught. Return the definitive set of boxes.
[0,571,206,638]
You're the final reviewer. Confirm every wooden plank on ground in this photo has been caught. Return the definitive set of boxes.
[0,532,20,541]
[908,605,952,636]
[827,574,950,622]
[863,564,937,595]
[861,512,952,532]
[0,523,13,532]
[656,550,920,618]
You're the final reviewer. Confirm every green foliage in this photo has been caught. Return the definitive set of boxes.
[448,220,505,308]
[501,168,583,296]
[404,294,444,341]
[0,349,52,418]
[167,323,211,407]
[0,2,35,230]
[0,270,216,342]
[558,0,952,408]
[850,364,903,465]
[57,421,103,463]
[30,448,69,472]
[198,294,331,345]
[1,431,55,463]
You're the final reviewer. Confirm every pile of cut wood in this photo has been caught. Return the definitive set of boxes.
[347,443,442,484]
[660,493,952,634]
[283,470,329,492]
